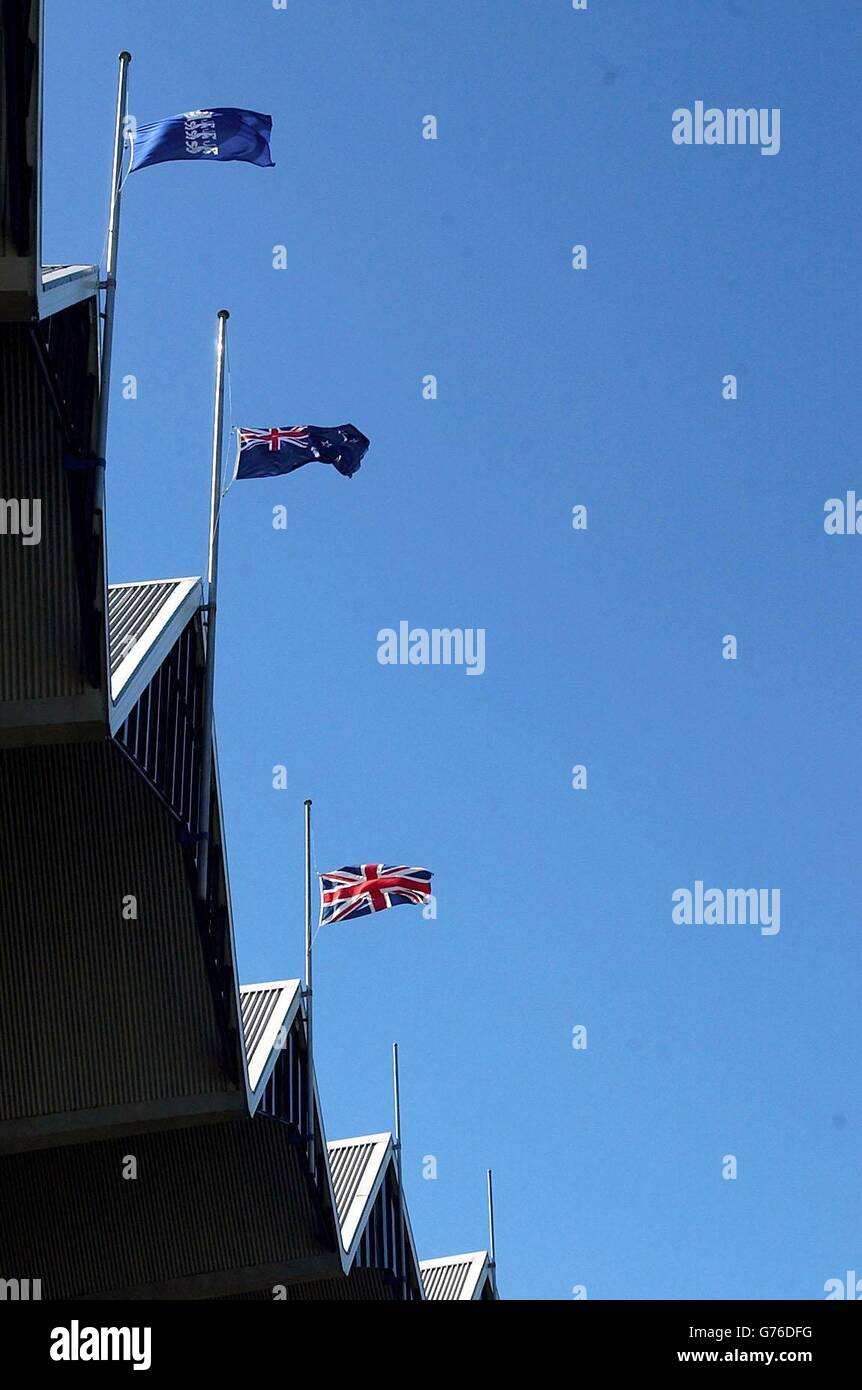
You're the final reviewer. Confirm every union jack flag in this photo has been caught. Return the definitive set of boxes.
[239,426,310,453]
[319,864,434,926]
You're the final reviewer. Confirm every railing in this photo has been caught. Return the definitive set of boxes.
[355,1166,421,1300]
[114,619,203,840]
[257,1016,308,1137]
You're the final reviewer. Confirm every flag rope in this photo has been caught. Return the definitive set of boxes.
[99,137,132,274]
[310,824,324,947]
[116,135,133,198]
[220,340,236,501]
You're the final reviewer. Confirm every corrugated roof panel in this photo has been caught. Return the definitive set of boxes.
[240,986,284,1062]
[107,581,183,675]
[422,1259,473,1300]
[328,1140,377,1226]
[0,1118,334,1299]
[213,1269,395,1301]
[278,1269,396,1301]
[0,739,237,1127]
[419,1252,494,1300]
[0,324,89,701]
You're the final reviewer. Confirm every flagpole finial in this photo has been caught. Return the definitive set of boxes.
[217,308,230,320]
[118,50,131,62]
[304,798,312,808]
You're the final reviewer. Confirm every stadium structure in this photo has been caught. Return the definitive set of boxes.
[0,0,499,1303]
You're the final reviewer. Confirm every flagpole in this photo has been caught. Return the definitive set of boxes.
[96,50,131,464]
[304,798,315,1180]
[195,309,230,902]
[392,1041,408,1298]
[392,1042,402,1185]
[487,1167,498,1294]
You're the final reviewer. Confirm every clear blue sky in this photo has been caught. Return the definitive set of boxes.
[44,0,861,1300]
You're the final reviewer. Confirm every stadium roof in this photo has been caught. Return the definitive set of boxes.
[0,0,501,1299]
[0,580,249,1152]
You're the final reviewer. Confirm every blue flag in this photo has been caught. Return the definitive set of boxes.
[129,108,274,173]
[234,425,370,480]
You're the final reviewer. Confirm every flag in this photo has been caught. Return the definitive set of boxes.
[319,865,434,925]
[235,424,369,480]
[129,108,274,173]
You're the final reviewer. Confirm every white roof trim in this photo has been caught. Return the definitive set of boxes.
[109,577,201,731]
[240,979,302,1099]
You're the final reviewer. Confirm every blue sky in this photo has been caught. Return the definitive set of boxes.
[44,0,861,1300]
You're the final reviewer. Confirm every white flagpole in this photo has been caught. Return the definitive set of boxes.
[96,50,131,463]
[392,1041,408,1298]
[195,309,230,901]
[487,1167,498,1294]
[304,798,315,1180]
[392,1041,403,1185]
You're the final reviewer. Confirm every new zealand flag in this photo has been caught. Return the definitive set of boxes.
[234,425,369,480]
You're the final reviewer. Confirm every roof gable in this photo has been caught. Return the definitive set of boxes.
[327,1133,392,1254]
[239,980,302,1099]
[108,578,201,727]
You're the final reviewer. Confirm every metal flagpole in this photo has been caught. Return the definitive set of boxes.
[96,50,131,463]
[304,798,315,1180]
[487,1167,498,1294]
[195,309,230,902]
[392,1042,408,1298]
[392,1042,403,1185]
